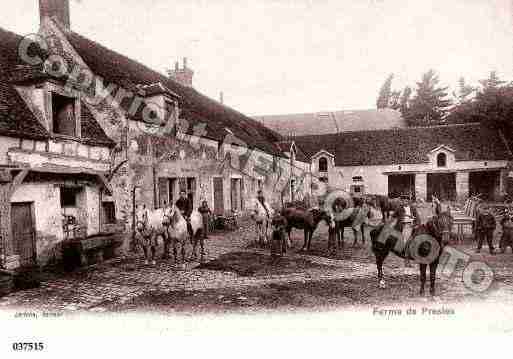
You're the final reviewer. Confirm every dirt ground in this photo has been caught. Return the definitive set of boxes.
[106,220,513,315]
[2,212,512,315]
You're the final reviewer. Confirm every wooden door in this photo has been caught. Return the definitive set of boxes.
[11,202,36,267]
[158,178,169,208]
[230,179,238,211]
[213,178,224,215]
[187,177,196,208]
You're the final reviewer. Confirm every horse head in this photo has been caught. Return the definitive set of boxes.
[165,204,183,228]
[162,205,175,227]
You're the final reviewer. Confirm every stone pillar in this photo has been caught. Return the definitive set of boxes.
[415,173,427,201]
[456,171,469,202]
[498,169,508,200]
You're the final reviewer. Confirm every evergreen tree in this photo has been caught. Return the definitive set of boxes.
[389,90,401,110]
[479,71,506,90]
[403,70,452,126]
[452,76,475,104]
[447,71,513,129]
[399,86,412,116]
[376,74,394,109]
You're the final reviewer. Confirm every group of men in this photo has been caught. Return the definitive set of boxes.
[475,206,513,255]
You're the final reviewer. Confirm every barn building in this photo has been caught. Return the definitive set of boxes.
[257,110,513,202]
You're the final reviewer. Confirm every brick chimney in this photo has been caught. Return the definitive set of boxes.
[167,58,194,87]
[39,0,70,29]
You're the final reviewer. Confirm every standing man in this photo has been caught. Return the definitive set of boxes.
[198,199,212,239]
[255,190,273,246]
[476,206,496,255]
[175,190,193,237]
[396,197,419,266]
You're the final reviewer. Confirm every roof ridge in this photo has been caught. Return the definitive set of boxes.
[254,108,400,118]
[293,122,483,138]
[62,27,283,154]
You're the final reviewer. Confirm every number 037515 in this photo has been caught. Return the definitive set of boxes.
[12,342,45,351]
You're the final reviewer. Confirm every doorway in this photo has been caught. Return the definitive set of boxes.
[469,171,500,201]
[427,173,456,201]
[231,178,244,212]
[213,177,224,215]
[388,174,415,199]
[11,202,36,267]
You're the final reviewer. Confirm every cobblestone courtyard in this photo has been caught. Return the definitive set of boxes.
[1,213,513,314]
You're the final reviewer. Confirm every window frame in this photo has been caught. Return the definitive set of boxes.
[50,91,81,139]
[437,152,447,167]
[318,157,328,173]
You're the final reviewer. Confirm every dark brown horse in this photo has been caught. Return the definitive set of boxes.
[369,204,453,296]
[281,207,331,251]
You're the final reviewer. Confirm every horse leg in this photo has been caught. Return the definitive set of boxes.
[257,222,263,246]
[301,228,308,251]
[190,232,198,261]
[181,236,186,264]
[150,245,156,265]
[376,252,386,288]
[306,229,312,252]
[264,220,270,244]
[338,224,344,249]
[142,243,149,265]
[149,233,157,265]
[352,228,359,247]
[327,227,334,255]
[420,263,427,295]
[200,235,206,263]
[172,237,178,264]
[163,228,170,260]
[429,261,438,296]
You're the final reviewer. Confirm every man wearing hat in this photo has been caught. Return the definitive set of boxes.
[476,206,496,254]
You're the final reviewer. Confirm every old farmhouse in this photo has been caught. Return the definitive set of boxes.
[0,0,310,270]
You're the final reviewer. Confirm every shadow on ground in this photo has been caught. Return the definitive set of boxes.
[197,251,335,277]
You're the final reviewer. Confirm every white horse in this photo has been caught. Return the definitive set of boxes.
[251,198,275,246]
[166,204,205,265]
[135,205,172,265]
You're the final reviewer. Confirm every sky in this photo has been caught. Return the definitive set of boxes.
[1,0,513,116]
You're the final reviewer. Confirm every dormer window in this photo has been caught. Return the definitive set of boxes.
[437,153,447,167]
[319,157,328,172]
[51,93,79,137]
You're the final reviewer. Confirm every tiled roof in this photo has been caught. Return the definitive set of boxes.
[59,27,283,156]
[294,123,512,166]
[254,109,406,137]
[80,102,116,147]
[0,27,49,140]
